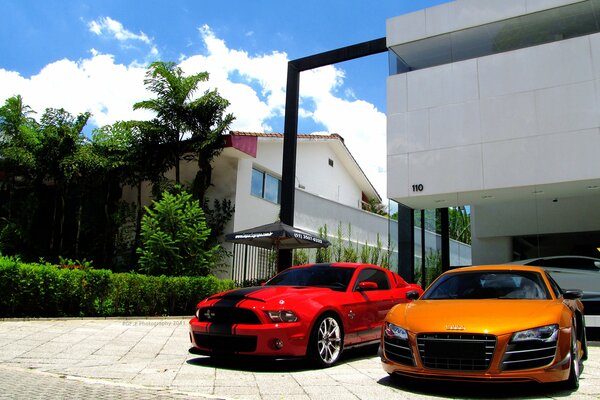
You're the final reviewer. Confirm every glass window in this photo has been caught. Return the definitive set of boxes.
[266,265,355,291]
[389,0,600,74]
[423,271,550,300]
[251,168,281,204]
[251,168,264,198]
[354,268,390,290]
[264,174,280,204]
[545,273,563,298]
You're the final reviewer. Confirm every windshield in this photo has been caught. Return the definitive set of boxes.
[265,265,355,291]
[423,270,551,300]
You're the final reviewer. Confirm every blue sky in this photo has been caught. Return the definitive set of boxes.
[0,0,450,197]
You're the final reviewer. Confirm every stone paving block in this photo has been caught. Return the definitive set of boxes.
[213,384,260,396]
[1,319,599,400]
[301,384,356,397]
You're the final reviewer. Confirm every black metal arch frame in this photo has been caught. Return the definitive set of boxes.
[278,37,450,279]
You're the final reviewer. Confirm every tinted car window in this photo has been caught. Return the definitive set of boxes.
[545,272,563,298]
[266,265,355,291]
[423,271,550,300]
[354,268,390,290]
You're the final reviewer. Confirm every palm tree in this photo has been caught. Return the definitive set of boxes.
[133,61,209,184]
[134,61,234,203]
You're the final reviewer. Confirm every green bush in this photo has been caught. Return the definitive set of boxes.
[0,256,236,317]
[137,190,221,277]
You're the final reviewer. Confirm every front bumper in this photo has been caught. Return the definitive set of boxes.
[188,317,310,357]
[380,328,572,384]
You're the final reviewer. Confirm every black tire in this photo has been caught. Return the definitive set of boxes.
[581,315,588,362]
[563,319,581,390]
[308,314,344,368]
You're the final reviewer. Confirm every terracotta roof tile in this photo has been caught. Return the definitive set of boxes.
[229,131,343,141]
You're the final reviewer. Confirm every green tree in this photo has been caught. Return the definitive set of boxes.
[362,197,387,216]
[133,61,234,202]
[134,61,207,184]
[186,88,234,202]
[136,189,220,276]
[36,108,91,255]
[92,120,170,265]
[449,206,471,244]
[0,96,40,255]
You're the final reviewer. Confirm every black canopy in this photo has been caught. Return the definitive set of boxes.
[225,221,330,250]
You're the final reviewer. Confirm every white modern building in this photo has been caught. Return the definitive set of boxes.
[387,0,600,265]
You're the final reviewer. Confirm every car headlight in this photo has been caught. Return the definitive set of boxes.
[265,310,298,323]
[511,324,558,343]
[384,322,408,340]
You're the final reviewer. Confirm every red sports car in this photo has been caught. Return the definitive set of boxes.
[189,262,422,367]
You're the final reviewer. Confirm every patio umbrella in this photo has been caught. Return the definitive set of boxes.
[225,220,330,250]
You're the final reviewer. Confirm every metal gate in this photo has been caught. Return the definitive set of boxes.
[230,243,277,285]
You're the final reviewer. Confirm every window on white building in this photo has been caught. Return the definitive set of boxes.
[251,168,281,204]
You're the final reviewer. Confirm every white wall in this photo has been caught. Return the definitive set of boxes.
[295,189,472,269]
[254,138,364,209]
[386,0,600,265]
[230,158,280,232]
[388,33,600,205]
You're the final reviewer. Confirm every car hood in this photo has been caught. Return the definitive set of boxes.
[389,299,563,336]
[205,285,335,306]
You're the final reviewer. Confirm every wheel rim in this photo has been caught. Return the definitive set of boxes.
[317,317,342,364]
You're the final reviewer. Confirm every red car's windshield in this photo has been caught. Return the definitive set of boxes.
[265,265,355,291]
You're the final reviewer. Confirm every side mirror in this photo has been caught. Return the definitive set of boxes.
[563,289,583,300]
[358,281,378,291]
[407,290,420,301]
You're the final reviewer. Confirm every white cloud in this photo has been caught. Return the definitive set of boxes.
[88,17,152,45]
[0,55,153,129]
[0,23,387,197]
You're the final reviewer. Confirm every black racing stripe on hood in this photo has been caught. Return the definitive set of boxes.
[207,287,266,336]
[212,286,266,307]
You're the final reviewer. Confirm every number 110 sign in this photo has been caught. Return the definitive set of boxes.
[412,184,424,192]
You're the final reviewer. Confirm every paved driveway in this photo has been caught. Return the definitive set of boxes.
[0,318,598,399]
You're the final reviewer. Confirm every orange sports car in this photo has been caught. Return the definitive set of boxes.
[381,265,588,389]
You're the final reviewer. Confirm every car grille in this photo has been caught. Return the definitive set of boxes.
[501,339,557,371]
[417,333,496,371]
[198,307,261,324]
[193,333,257,352]
[384,337,415,366]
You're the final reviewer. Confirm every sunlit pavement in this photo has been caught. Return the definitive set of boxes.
[0,318,598,400]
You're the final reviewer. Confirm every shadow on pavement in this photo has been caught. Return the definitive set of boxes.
[378,374,578,399]
[186,343,380,373]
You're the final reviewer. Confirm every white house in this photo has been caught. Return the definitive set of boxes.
[123,131,403,281]
[214,131,381,232]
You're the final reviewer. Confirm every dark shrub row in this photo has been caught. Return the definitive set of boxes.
[0,257,236,317]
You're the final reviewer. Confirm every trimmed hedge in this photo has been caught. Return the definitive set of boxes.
[0,257,236,317]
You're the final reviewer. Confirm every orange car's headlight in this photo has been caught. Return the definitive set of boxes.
[511,324,558,343]
[384,322,408,340]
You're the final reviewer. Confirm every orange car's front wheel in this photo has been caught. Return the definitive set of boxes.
[564,318,581,390]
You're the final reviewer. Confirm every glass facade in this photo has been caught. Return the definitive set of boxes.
[389,0,600,74]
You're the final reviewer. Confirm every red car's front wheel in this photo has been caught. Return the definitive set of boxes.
[309,314,344,368]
